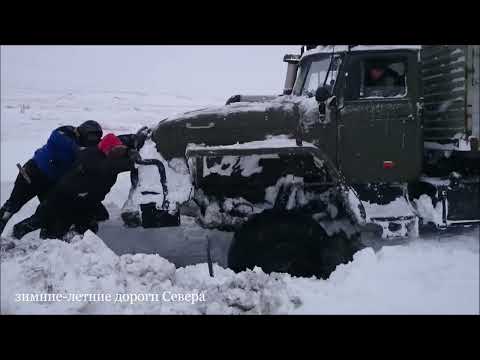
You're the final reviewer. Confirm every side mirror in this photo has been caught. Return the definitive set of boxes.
[315,86,331,103]
[318,95,338,118]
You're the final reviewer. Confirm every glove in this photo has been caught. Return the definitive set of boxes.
[134,126,150,150]
[128,149,142,163]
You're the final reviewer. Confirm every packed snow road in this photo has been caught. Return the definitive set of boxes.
[1,89,479,314]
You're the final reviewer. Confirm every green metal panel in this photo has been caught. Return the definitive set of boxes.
[421,45,467,142]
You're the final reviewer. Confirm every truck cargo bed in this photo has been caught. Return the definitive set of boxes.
[421,45,479,148]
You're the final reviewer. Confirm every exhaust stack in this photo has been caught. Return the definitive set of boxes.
[283,54,301,95]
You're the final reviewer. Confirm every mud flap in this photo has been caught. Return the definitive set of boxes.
[121,158,181,228]
[140,202,180,228]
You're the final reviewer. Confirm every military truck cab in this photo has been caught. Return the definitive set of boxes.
[291,45,423,184]
[289,45,479,229]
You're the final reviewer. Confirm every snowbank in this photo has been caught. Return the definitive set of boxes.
[0,232,296,314]
[1,228,478,315]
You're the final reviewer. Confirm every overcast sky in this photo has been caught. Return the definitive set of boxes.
[1,46,300,100]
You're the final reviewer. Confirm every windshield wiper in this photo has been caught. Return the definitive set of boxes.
[322,47,336,88]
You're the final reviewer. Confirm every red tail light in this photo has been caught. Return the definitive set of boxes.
[383,161,395,169]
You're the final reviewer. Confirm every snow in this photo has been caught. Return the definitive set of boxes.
[414,194,444,226]
[131,139,193,210]
[346,188,366,224]
[344,188,419,238]
[187,135,317,152]
[202,155,278,177]
[1,228,478,314]
[286,235,478,314]
[302,45,421,59]
[361,93,407,99]
[1,88,479,315]
[424,135,472,152]
[298,97,322,125]
[363,197,414,220]
[160,96,295,123]
[264,175,305,210]
[419,176,450,186]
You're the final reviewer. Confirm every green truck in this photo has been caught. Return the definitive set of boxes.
[122,45,479,279]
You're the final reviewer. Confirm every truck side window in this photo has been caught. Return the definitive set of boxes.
[360,58,408,98]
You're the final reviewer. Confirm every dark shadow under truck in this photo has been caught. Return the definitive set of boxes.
[121,45,480,279]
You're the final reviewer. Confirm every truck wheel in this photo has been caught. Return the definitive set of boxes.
[228,211,361,279]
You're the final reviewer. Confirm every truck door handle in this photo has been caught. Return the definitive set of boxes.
[186,122,215,129]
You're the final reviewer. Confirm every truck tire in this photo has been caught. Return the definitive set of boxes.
[228,211,361,279]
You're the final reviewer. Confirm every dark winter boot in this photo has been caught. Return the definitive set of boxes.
[40,227,59,240]
[92,203,109,222]
[74,219,99,235]
[40,220,73,240]
[0,205,14,235]
[39,228,49,239]
[0,217,9,236]
[12,216,42,239]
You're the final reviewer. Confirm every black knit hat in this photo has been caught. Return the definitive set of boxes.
[78,120,103,147]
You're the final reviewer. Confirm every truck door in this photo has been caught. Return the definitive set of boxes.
[295,54,341,165]
[336,51,422,183]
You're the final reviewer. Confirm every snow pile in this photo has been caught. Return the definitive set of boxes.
[414,194,444,226]
[0,232,297,314]
[285,237,478,314]
[1,228,478,314]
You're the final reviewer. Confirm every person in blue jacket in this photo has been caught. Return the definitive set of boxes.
[0,120,103,235]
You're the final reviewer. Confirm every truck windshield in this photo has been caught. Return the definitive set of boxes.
[293,54,341,97]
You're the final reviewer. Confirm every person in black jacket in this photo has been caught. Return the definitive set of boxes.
[0,121,103,236]
[0,121,149,237]
[12,133,142,240]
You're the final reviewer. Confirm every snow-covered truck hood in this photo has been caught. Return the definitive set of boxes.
[157,96,296,122]
[150,96,317,160]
